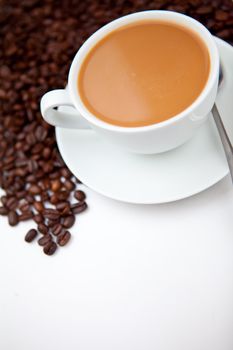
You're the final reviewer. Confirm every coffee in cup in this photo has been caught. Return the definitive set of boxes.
[78,20,210,127]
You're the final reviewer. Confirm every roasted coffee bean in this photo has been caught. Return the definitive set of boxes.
[34,201,44,212]
[26,195,34,204]
[6,197,18,210]
[33,214,43,224]
[28,185,41,195]
[60,168,72,179]
[35,125,48,141]
[56,191,70,201]
[51,179,61,192]
[62,215,75,229]
[56,201,70,212]
[50,194,59,205]
[43,241,57,256]
[38,223,49,235]
[51,223,63,236]
[47,219,59,228]
[1,196,7,207]
[19,201,30,212]
[64,180,75,191]
[57,231,71,246]
[16,190,27,199]
[72,202,88,214]
[8,211,19,226]
[0,206,8,215]
[38,234,52,246]
[19,211,34,221]
[74,190,86,202]
[25,229,38,243]
[43,208,60,220]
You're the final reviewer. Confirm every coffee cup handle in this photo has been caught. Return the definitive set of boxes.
[40,89,90,129]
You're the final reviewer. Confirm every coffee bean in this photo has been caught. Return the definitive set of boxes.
[19,211,34,221]
[1,196,7,207]
[35,125,48,141]
[74,190,86,202]
[34,201,44,212]
[8,210,19,226]
[56,191,70,201]
[33,213,43,224]
[50,194,59,205]
[43,208,60,220]
[51,223,63,236]
[6,197,18,210]
[62,215,75,228]
[0,206,8,215]
[51,179,61,192]
[56,201,70,212]
[64,180,75,191]
[72,202,88,214]
[25,229,38,242]
[60,168,72,179]
[28,184,41,195]
[19,201,30,212]
[16,190,27,199]
[38,223,49,235]
[57,230,71,246]
[38,234,52,246]
[47,219,59,228]
[43,241,57,256]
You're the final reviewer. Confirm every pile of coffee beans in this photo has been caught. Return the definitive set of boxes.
[0,0,232,255]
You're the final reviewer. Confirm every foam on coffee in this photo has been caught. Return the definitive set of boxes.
[78,21,210,127]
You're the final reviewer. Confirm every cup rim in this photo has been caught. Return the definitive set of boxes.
[68,10,219,133]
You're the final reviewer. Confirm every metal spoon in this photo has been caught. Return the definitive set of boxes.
[212,66,233,183]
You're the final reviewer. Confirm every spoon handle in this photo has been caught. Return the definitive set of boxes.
[212,103,233,184]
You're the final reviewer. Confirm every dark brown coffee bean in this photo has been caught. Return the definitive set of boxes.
[51,223,63,236]
[56,191,70,201]
[25,229,38,243]
[60,168,72,179]
[19,201,30,212]
[51,179,61,192]
[38,234,52,246]
[34,201,44,212]
[74,190,86,202]
[64,180,75,191]
[16,190,27,199]
[57,230,71,246]
[42,147,51,159]
[50,194,59,205]
[0,206,8,215]
[28,184,41,195]
[72,202,88,214]
[62,215,75,229]
[19,211,34,221]
[56,201,70,212]
[35,125,48,141]
[28,159,38,173]
[38,223,49,235]
[33,214,43,224]
[6,197,18,210]
[43,208,60,220]
[1,196,7,207]
[26,194,34,204]
[8,210,19,226]
[47,218,59,227]
[43,241,57,256]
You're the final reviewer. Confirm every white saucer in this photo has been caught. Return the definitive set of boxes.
[56,38,233,204]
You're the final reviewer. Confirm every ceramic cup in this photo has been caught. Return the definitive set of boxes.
[40,11,219,154]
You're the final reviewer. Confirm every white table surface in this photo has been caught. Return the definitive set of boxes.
[0,176,233,350]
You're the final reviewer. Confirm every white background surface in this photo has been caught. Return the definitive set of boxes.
[1,177,233,350]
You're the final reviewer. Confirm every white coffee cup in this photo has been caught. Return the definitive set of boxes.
[40,11,219,154]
